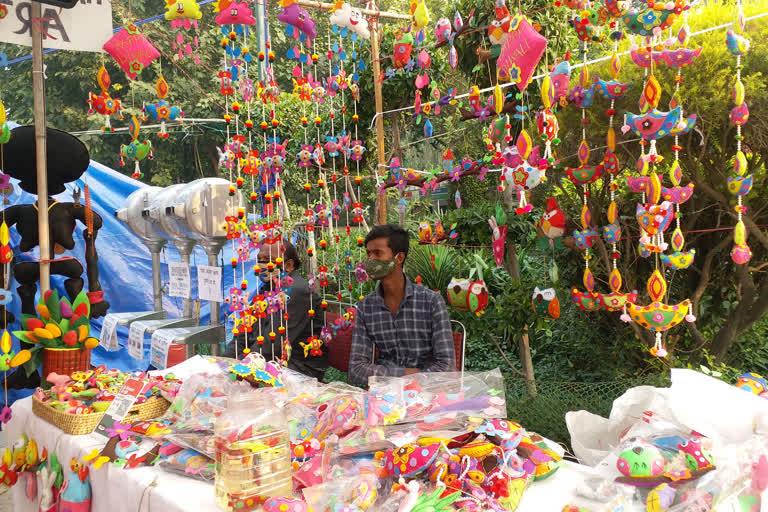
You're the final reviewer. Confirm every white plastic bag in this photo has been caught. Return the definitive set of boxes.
[565,385,673,466]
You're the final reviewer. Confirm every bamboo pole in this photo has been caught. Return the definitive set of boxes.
[31,2,51,294]
[368,0,388,226]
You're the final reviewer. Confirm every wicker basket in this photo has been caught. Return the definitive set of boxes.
[32,393,170,436]
[41,348,91,378]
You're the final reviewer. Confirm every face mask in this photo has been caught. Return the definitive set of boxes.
[365,258,396,280]
[258,265,277,283]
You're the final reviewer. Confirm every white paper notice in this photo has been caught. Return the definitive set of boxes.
[168,262,191,299]
[127,321,148,360]
[150,330,176,370]
[197,265,223,302]
[99,314,119,352]
[0,3,113,53]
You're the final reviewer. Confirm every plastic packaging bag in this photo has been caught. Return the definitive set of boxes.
[365,369,506,427]
[157,447,215,481]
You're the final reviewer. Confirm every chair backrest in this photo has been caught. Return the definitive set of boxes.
[326,312,354,373]
[451,319,466,374]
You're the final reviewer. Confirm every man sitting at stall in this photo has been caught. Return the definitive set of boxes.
[223,241,328,380]
[348,224,455,388]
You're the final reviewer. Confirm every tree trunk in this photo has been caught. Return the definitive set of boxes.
[504,237,537,397]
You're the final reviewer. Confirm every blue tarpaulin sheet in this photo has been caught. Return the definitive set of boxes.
[2,160,240,386]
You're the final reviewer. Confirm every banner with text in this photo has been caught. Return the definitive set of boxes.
[0,1,113,52]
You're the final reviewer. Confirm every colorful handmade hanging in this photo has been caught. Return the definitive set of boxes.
[500,130,548,215]
[86,66,122,132]
[164,0,202,62]
[496,14,547,87]
[102,24,160,80]
[142,76,183,139]
[620,40,696,357]
[532,287,560,320]
[119,116,153,179]
[329,2,371,40]
[726,10,752,264]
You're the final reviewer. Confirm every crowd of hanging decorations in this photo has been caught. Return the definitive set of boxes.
[69,0,752,362]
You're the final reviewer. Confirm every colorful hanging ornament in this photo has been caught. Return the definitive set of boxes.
[120,116,153,179]
[726,12,752,264]
[620,36,696,358]
[392,30,414,69]
[164,0,202,62]
[102,24,160,80]
[330,2,371,40]
[86,66,123,132]
[278,0,317,40]
[500,130,548,215]
[142,76,183,139]
[496,14,547,88]
[622,0,689,37]
[532,287,560,319]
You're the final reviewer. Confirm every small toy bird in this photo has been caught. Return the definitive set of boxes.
[532,287,560,319]
[418,222,433,243]
[540,197,566,239]
[726,29,750,56]
[467,281,489,315]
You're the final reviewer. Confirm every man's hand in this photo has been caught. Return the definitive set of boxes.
[404,368,420,375]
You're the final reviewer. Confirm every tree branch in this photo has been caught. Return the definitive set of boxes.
[691,232,733,314]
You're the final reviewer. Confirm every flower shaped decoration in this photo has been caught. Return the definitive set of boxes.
[404,59,416,73]
[0,290,12,306]
[392,444,416,473]
[106,420,132,440]
[0,174,10,190]
[230,363,254,377]
[0,406,11,424]
[385,69,396,79]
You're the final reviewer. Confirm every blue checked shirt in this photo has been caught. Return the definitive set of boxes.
[348,274,456,387]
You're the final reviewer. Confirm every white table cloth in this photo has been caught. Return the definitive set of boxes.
[8,395,613,512]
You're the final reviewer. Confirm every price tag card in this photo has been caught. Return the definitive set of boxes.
[93,378,144,436]
[100,314,119,352]
[197,265,223,302]
[127,321,148,360]
[168,262,191,299]
[150,330,177,370]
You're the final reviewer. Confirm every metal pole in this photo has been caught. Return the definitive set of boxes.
[256,0,267,83]
[207,250,221,356]
[31,2,51,294]
[151,250,163,312]
[368,0,388,226]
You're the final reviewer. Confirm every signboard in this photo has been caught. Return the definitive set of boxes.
[150,329,175,370]
[99,314,119,352]
[432,183,450,201]
[197,265,223,302]
[93,378,143,436]
[127,321,148,360]
[168,262,191,299]
[0,0,113,52]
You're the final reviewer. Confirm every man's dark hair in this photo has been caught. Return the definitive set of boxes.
[282,241,301,269]
[364,224,409,261]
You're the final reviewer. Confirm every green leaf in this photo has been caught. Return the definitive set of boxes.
[472,65,482,73]
[44,290,61,323]
[22,349,43,377]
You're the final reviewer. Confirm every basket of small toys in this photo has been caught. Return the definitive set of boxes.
[31,368,177,435]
